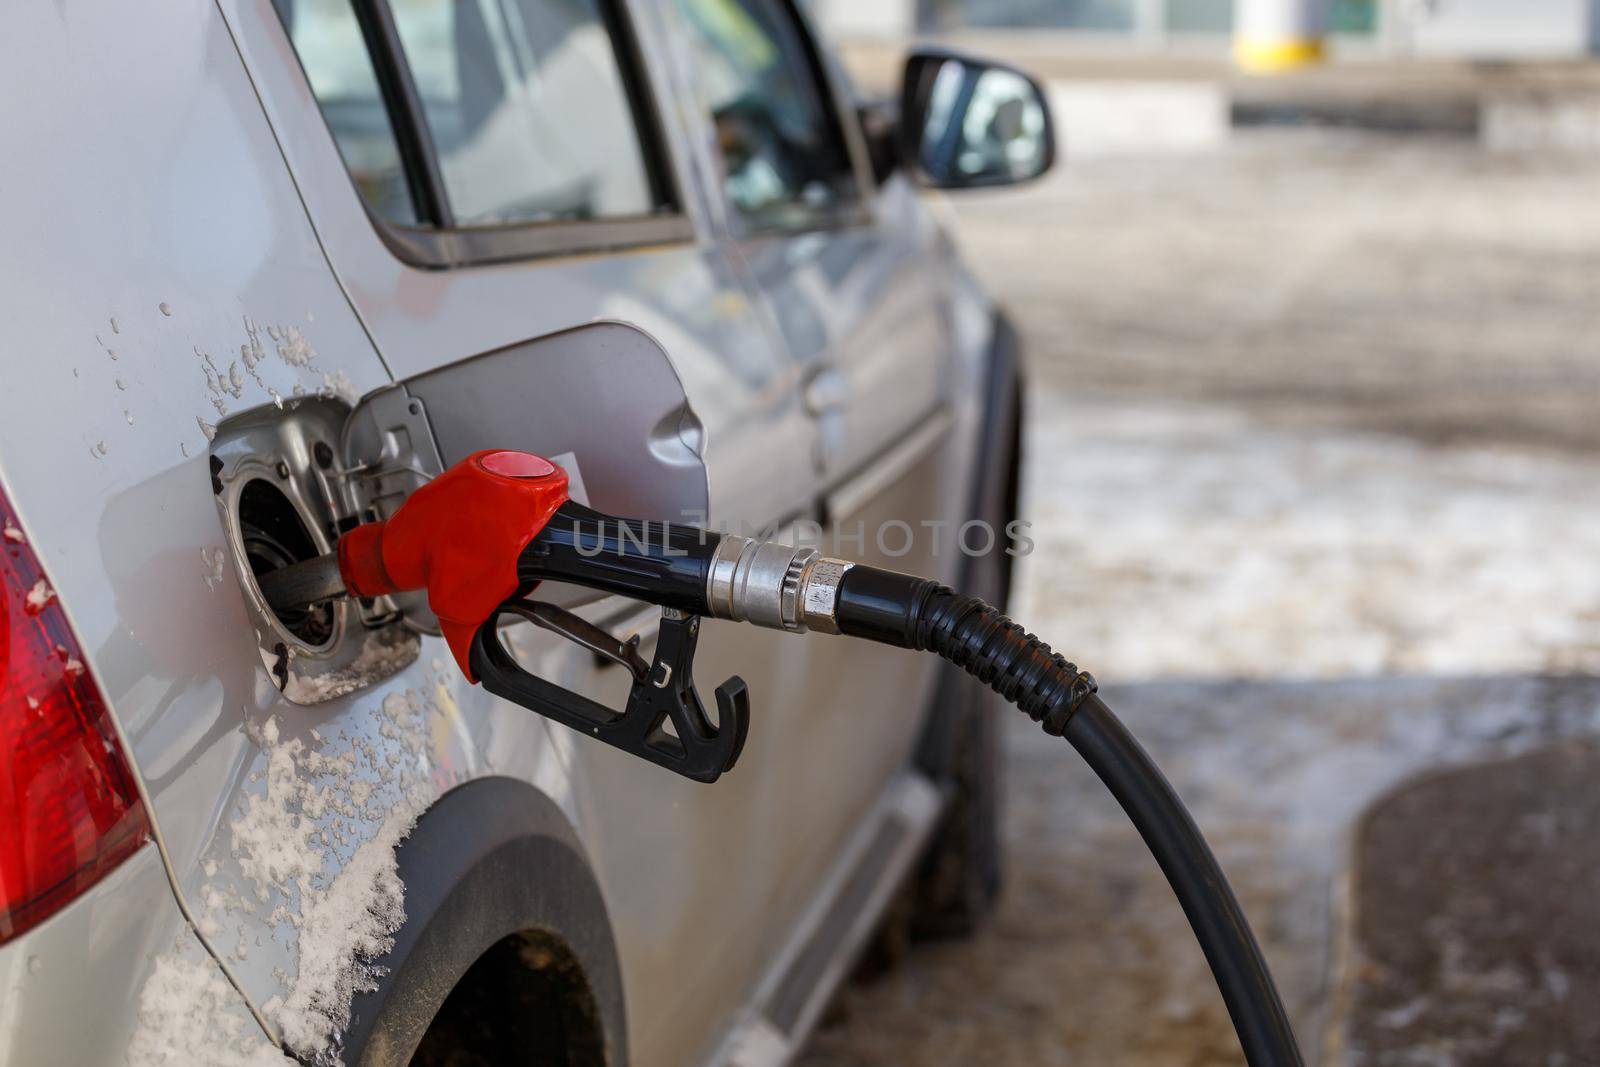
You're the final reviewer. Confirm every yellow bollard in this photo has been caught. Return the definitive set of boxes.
[1234,0,1328,73]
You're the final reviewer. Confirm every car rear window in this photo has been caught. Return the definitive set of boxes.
[275,0,420,225]
[272,0,679,261]
[386,0,656,226]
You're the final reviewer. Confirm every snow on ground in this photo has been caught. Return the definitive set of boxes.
[1014,396,1600,683]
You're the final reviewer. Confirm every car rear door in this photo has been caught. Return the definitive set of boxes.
[660,0,968,938]
[218,2,828,1063]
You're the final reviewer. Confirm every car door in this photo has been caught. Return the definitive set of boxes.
[660,0,968,939]
[214,2,834,1063]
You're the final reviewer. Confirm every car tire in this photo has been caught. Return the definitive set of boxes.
[910,666,1004,938]
[907,382,1019,938]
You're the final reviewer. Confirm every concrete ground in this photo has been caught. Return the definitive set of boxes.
[797,127,1600,1064]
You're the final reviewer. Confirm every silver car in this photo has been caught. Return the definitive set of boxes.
[0,2,1049,1064]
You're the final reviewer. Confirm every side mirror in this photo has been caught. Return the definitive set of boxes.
[900,49,1055,189]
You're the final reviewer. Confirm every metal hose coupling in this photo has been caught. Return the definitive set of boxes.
[704,535,854,634]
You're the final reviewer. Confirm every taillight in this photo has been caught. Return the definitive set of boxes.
[1,487,148,944]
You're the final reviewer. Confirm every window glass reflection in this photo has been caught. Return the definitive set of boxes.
[673,0,858,228]
[274,0,420,225]
[388,0,658,225]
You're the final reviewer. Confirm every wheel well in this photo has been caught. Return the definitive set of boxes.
[343,777,627,1067]
[411,929,605,1067]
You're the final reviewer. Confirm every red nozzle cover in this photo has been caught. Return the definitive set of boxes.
[335,450,569,680]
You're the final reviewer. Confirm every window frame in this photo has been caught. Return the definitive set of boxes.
[282,0,695,268]
[675,0,878,239]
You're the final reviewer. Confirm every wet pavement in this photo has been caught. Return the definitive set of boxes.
[797,128,1600,1065]
[1345,741,1600,1066]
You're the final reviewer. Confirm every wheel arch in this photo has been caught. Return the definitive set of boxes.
[916,303,1024,770]
[904,306,1023,929]
[344,776,626,1067]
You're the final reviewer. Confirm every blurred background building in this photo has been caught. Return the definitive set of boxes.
[816,0,1600,61]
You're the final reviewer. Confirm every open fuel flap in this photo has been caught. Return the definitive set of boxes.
[208,320,711,704]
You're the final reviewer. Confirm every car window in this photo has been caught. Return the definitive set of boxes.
[274,0,664,233]
[387,0,656,225]
[671,0,859,230]
[274,0,420,226]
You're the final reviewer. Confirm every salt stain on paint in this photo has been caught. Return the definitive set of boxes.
[320,369,359,405]
[192,319,358,452]
[192,690,439,1062]
[23,579,54,615]
[202,547,227,591]
[127,929,293,1067]
[281,630,418,706]
[272,789,426,1055]
[276,326,315,369]
[198,348,232,416]
[240,318,269,389]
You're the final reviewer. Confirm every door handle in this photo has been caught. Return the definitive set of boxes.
[801,367,847,472]
[802,367,848,416]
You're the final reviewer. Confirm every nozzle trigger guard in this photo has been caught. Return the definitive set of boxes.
[469,602,750,784]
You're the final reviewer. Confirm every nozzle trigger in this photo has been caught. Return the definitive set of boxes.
[469,601,749,784]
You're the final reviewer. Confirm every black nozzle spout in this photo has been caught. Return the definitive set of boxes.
[516,500,721,613]
[257,551,347,614]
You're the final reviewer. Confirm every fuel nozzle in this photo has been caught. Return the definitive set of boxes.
[257,550,348,617]
[253,447,1026,782]
[254,449,851,782]
[259,452,857,650]
[259,449,573,675]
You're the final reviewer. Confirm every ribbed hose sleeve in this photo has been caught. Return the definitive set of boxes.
[832,566,1098,734]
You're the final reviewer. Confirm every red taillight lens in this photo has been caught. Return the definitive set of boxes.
[1,489,148,944]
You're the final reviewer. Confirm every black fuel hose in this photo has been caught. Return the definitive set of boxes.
[834,565,1304,1067]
